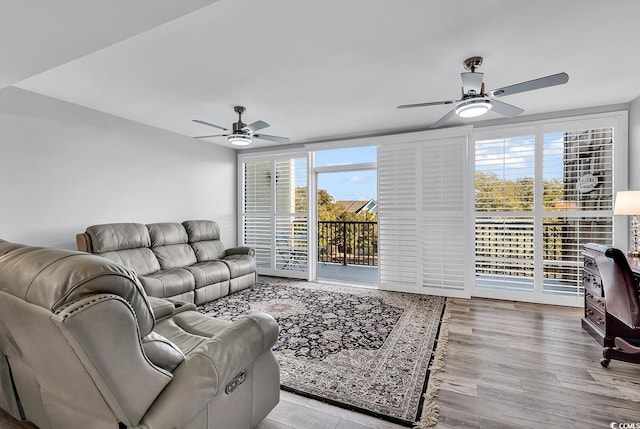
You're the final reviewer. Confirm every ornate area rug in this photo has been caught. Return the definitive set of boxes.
[198,276,447,426]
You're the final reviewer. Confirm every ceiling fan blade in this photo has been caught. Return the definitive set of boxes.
[194,134,228,139]
[490,99,524,118]
[244,120,270,132]
[397,99,459,109]
[253,133,289,143]
[490,72,569,97]
[429,108,457,128]
[192,119,230,131]
[461,72,484,95]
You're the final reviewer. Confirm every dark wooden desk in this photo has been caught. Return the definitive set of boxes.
[582,248,640,346]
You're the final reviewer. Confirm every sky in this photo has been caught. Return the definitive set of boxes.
[316,146,377,201]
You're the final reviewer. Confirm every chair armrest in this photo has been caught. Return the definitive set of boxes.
[225,246,255,257]
[138,312,278,428]
[187,312,277,393]
[147,297,176,320]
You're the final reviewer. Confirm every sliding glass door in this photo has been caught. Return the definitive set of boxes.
[240,153,309,278]
[473,114,625,306]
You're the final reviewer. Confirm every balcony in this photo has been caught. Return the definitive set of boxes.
[317,220,378,284]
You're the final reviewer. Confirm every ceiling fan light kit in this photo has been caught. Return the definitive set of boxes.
[454,98,492,118]
[228,133,252,146]
[397,56,569,127]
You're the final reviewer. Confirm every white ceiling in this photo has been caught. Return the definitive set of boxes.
[6,0,640,148]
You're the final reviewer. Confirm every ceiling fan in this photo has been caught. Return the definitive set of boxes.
[397,56,569,128]
[193,106,289,146]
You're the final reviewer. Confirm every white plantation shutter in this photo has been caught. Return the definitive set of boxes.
[378,133,470,297]
[474,135,536,292]
[243,161,272,269]
[241,154,309,278]
[541,128,614,296]
[421,139,467,292]
[378,145,419,286]
[472,114,624,306]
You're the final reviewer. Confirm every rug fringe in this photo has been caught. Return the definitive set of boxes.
[415,297,453,429]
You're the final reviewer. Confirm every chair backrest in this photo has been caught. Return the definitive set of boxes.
[594,246,640,329]
[0,241,171,428]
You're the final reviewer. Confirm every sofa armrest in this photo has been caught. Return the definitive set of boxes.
[137,312,278,428]
[225,246,255,257]
[166,298,197,313]
[76,233,92,252]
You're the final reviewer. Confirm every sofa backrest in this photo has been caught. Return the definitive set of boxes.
[148,223,197,269]
[85,223,161,276]
[183,220,226,262]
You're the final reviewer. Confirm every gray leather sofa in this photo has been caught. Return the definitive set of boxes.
[76,220,256,305]
[0,239,280,429]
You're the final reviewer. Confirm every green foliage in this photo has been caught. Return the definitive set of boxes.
[475,172,565,212]
[317,189,377,221]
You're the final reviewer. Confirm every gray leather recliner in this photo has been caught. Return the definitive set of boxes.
[0,239,280,429]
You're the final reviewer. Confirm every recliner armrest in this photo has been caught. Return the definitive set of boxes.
[225,246,255,257]
[138,312,278,429]
[147,297,176,320]
[187,312,277,394]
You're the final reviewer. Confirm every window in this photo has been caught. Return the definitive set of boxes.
[473,113,625,305]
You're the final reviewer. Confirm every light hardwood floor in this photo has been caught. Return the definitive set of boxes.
[2,297,639,429]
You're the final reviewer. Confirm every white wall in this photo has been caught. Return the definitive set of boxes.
[0,87,237,249]
[629,94,640,189]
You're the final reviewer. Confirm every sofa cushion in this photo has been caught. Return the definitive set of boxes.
[86,223,151,253]
[222,254,257,278]
[148,223,197,269]
[183,220,226,262]
[182,220,220,242]
[99,248,160,276]
[148,223,189,247]
[185,261,230,289]
[138,268,195,299]
[154,311,231,354]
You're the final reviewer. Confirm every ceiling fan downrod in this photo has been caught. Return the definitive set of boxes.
[233,105,246,133]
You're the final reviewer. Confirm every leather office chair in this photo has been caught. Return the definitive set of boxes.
[0,240,280,429]
[593,246,640,368]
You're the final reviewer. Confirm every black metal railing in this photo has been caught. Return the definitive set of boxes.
[318,221,378,266]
